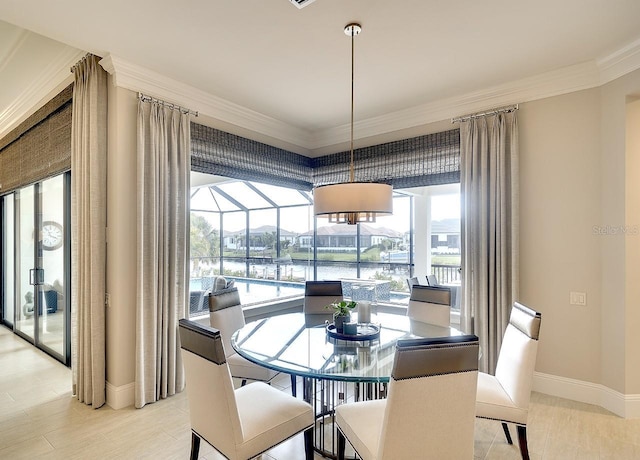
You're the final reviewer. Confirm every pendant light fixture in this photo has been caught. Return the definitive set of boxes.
[313,23,393,225]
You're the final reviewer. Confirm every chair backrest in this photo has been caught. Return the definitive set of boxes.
[406,277,419,290]
[178,319,243,457]
[378,335,479,459]
[426,274,438,286]
[208,287,244,358]
[189,290,208,314]
[214,275,230,291]
[303,281,343,324]
[406,285,451,327]
[42,287,58,313]
[495,302,542,411]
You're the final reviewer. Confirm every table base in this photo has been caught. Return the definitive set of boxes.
[303,377,387,459]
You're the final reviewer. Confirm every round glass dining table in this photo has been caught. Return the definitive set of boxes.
[231,311,462,459]
[231,311,461,383]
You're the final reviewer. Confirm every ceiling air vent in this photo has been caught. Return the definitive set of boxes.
[289,0,317,9]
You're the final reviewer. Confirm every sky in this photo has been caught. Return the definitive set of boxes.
[431,194,461,221]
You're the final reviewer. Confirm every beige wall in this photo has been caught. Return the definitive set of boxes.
[105,83,138,391]
[625,97,640,394]
[99,69,640,407]
[518,88,603,384]
[599,70,640,394]
[516,69,640,394]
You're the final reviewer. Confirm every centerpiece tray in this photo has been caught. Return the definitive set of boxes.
[326,323,380,341]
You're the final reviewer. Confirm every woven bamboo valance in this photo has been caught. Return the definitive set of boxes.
[190,122,460,190]
[0,84,73,194]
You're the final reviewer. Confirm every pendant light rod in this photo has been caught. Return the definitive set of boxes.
[312,22,392,225]
[345,23,360,183]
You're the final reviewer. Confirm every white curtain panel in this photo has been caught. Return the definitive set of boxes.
[70,54,108,407]
[135,98,190,408]
[460,112,519,374]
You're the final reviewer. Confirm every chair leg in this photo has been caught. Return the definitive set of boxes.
[337,429,346,460]
[190,432,201,460]
[303,426,314,460]
[501,422,513,444]
[516,425,530,460]
[291,374,297,397]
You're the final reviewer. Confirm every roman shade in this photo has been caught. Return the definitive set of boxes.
[190,122,460,190]
[0,84,72,193]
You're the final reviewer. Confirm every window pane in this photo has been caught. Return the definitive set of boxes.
[2,194,15,326]
[210,187,244,212]
[222,211,247,278]
[247,208,276,280]
[279,206,312,281]
[252,182,312,207]
[187,172,461,311]
[190,210,221,280]
[191,187,221,212]
[429,185,461,312]
[361,194,412,302]
[220,181,272,209]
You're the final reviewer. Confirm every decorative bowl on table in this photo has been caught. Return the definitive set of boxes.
[326,322,381,341]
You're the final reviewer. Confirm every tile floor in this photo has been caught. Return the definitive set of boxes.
[1,325,640,459]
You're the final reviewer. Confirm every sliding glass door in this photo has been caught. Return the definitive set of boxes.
[15,184,36,339]
[1,193,15,328]
[2,173,70,365]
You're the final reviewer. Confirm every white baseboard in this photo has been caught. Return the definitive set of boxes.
[533,371,640,418]
[106,381,135,410]
[104,370,640,416]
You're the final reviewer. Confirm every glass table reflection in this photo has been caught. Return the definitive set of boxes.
[231,312,462,458]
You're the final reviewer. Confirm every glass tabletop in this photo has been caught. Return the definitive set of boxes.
[231,312,463,383]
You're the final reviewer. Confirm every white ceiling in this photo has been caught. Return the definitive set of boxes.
[1,0,640,156]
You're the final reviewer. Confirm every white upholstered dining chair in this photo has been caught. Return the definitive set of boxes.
[475,302,542,460]
[178,319,314,460]
[335,335,479,460]
[208,287,279,387]
[406,284,452,327]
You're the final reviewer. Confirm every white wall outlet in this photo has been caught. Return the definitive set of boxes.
[570,291,587,306]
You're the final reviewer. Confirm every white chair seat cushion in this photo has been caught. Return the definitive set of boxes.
[335,399,386,460]
[227,352,278,382]
[234,382,313,459]
[476,371,528,425]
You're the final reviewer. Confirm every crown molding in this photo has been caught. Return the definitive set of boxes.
[99,39,639,154]
[99,54,314,151]
[311,60,601,150]
[597,37,640,85]
[0,46,84,140]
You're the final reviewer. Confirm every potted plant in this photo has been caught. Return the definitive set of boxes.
[327,300,357,333]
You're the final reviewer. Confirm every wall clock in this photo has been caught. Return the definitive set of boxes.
[41,220,64,251]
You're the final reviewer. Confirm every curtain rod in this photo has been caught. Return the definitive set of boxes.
[69,53,94,74]
[138,93,198,117]
[451,104,518,123]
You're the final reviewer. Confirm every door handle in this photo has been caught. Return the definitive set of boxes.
[29,268,45,285]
